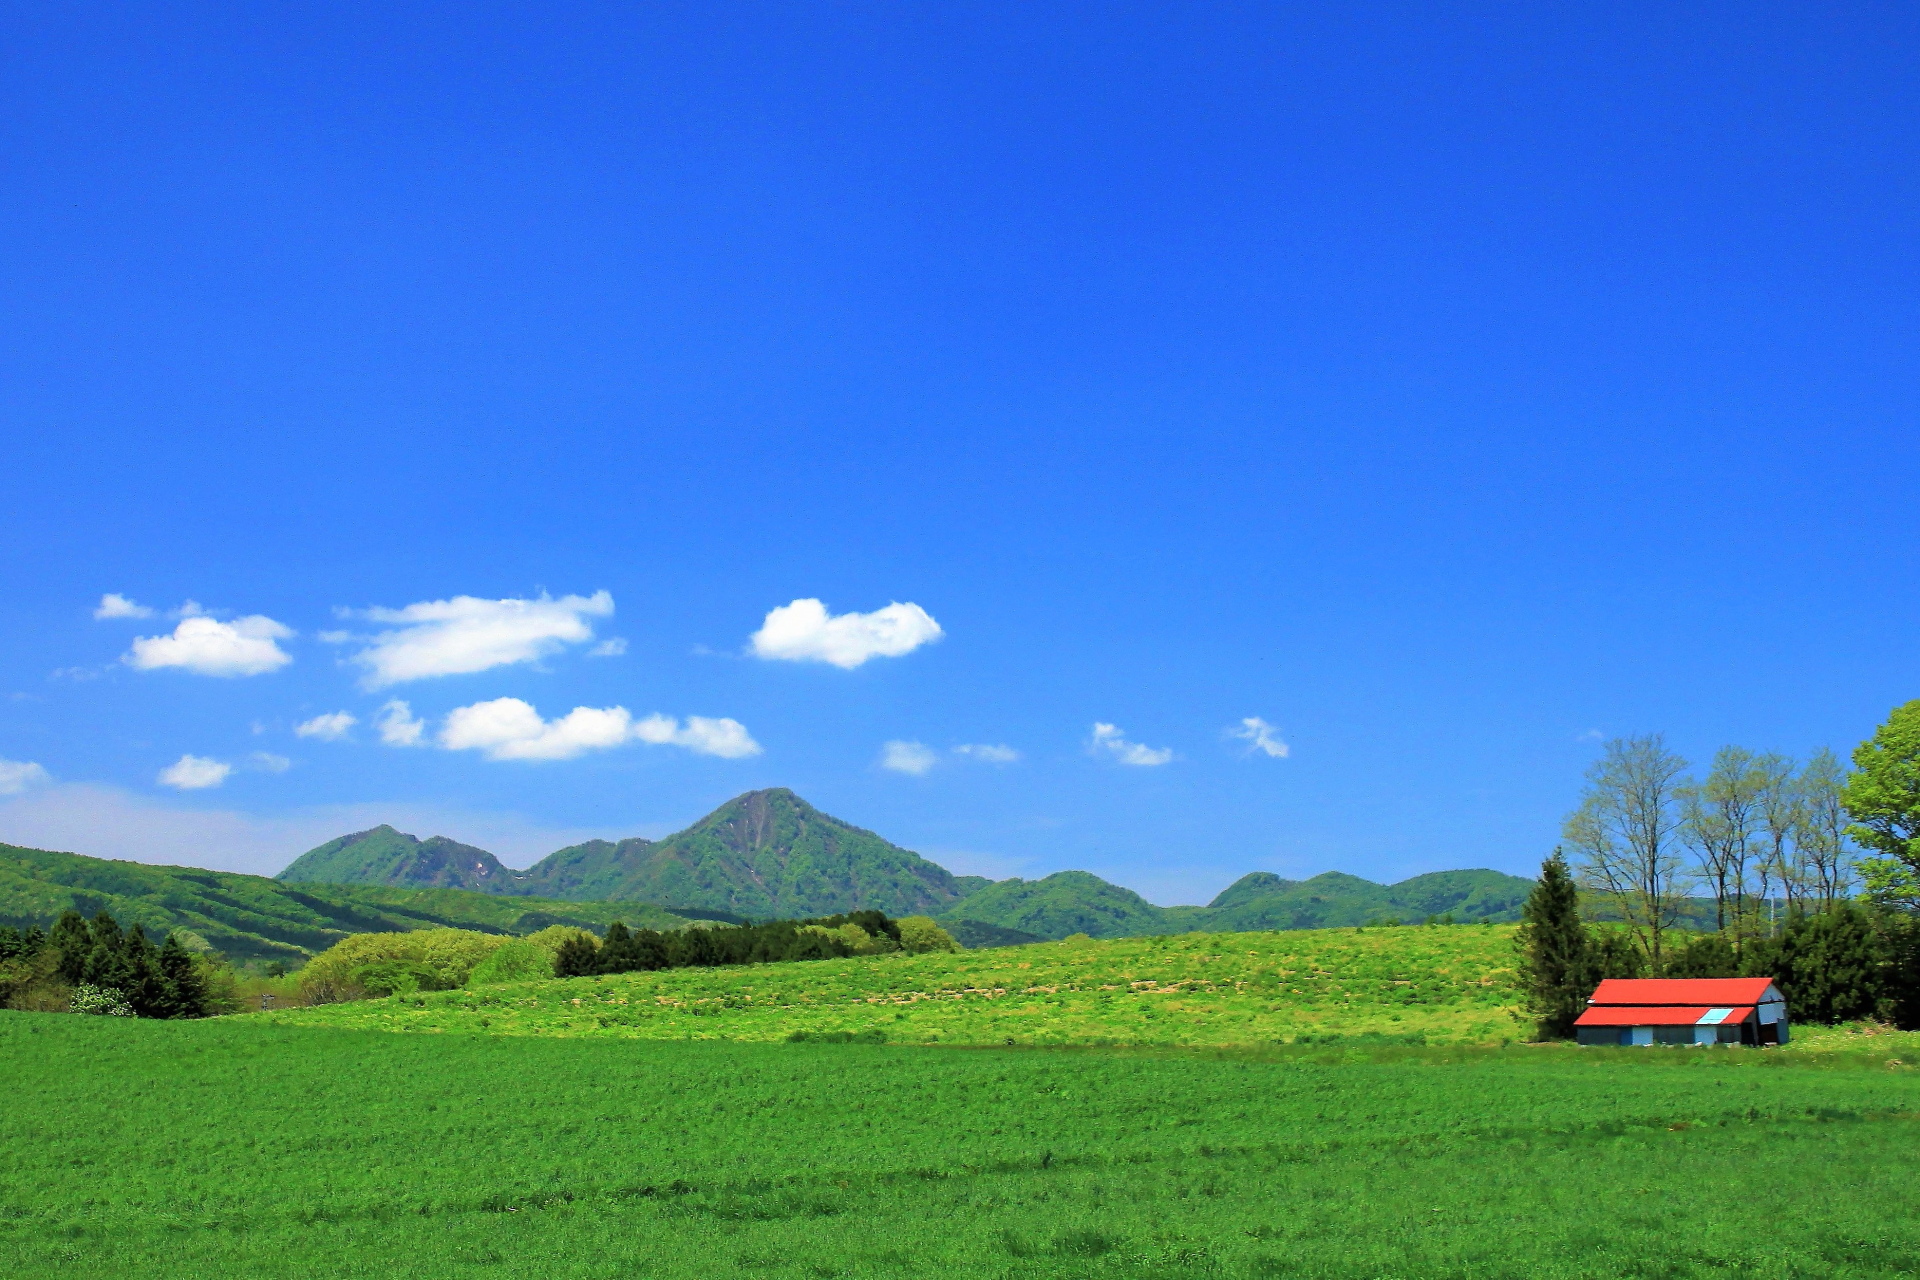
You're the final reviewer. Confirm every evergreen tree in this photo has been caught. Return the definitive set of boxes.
[156,934,208,1018]
[552,933,599,978]
[121,925,166,1017]
[1748,904,1888,1024]
[596,922,635,975]
[1514,850,1594,1039]
[49,910,91,984]
[1667,931,1739,979]
[1589,927,1646,979]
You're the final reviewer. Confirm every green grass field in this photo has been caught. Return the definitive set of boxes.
[261,923,1528,1047]
[4,1011,1920,1278]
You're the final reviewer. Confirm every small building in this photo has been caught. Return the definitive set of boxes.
[1574,977,1789,1047]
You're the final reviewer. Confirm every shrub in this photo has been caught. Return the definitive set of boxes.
[70,983,134,1017]
[897,916,961,954]
[300,929,512,1004]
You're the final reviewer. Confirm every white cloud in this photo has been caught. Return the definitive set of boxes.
[879,740,939,775]
[342,591,614,688]
[295,711,357,741]
[94,593,153,619]
[1229,717,1289,758]
[630,714,763,759]
[126,615,294,677]
[749,598,943,669]
[158,755,231,790]
[247,752,292,774]
[953,743,1020,764]
[1089,723,1173,767]
[376,700,427,747]
[588,637,627,658]
[439,698,761,762]
[0,759,52,795]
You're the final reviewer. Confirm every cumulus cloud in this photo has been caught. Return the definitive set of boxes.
[439,698,761,762]
[630,714,763,759]
[1229,717,1289,758]
[0,759,52,795]
[295,711,357,741]
[341,591,614,688]
[247,752,292,773]
[158,755,231,790]
[376,700,428,747]
[953,743,1020,764]
[1089,723,1173,767]
[588,638,628,658]
[749,598,942,669]
[126,615,294,677]
[879,740,939,775]
[94,593,153,619]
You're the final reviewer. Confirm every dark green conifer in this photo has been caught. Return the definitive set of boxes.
[49,910,91,984]
[156,934,208,1018]
[1514,849,1594,1039]
[552,933,599,978]
[597,921,634,974]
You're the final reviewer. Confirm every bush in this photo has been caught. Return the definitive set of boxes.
[300,929,512,1004]
[70,983,134,1017]
[897,916,961,954]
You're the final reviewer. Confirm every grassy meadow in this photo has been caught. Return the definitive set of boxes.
[4,1012,1920,1278]
[8,922,1920,1277]
[260,923,1526,1046]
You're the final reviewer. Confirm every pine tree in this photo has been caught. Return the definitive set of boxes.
[156,934,208,1018]
[1514,849,1594,1039]
[597,922,634,975]
[122,925,165,1017]
[552,933,599,978]
[49,910,91,984]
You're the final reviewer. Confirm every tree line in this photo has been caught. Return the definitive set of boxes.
[0,911,226,1018]
[553,911,959,978]
[1517,699,1920,1037]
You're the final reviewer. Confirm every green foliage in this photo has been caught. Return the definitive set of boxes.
[896,915,960,953]
[1845,699,1920,909]
[3,1015,1920,1277]
[18,909,218,1017]
[0,841,684,964]
[1513,850,1591,1039]
[66,983,133,1016]
[1744,904,1899,1026]
[1667,930,1740,978]
[299,928,517,1003]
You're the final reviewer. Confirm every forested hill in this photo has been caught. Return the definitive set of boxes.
[283,788,975,919]
[936,867,1536,941]
[279,826,518,893]
[0,843,686,964]
[279,788,1535,942]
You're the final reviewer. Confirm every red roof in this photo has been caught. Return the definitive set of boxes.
[1575,1005,1756,1028]
[1588,978,1778,1006]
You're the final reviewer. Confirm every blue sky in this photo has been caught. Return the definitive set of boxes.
[2,5,1916,903]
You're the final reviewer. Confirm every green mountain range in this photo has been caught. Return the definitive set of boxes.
[282,788,981,918]
[279,787,1537,941]
[0,842,687,964]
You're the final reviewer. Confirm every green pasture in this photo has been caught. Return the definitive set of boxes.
[262,923,1527,1046]
[3,1012,1919,1278]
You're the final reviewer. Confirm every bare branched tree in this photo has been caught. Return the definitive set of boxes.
[1794,747,1855,906]
[1679,746,1763,939]
[1752,752,1803,930]
[1564,734,1691,973]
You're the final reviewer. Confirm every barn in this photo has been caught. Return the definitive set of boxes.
[1573,977,1789,1047]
